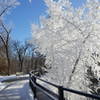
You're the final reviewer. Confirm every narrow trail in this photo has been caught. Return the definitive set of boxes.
[0,80,33,100]
[0,79,53,100]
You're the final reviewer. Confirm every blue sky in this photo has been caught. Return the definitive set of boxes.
[5,0,86,42]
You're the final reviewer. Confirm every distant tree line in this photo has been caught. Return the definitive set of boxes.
[0,0,47,75]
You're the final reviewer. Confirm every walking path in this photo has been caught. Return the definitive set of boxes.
[0,80,33,100]
[0,78,52,100]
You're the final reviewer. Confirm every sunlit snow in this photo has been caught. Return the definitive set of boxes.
[0,75,34,100]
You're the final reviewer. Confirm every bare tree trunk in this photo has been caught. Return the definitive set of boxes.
[6,46,10,75]
[0,33,11,75]
[35,58,38,70]
[20,60,23,72]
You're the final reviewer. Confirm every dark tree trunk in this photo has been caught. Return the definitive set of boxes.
[5,45,10,75]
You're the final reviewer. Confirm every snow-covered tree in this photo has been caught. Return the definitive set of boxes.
[85,52,100,97]
[32,0,100,99]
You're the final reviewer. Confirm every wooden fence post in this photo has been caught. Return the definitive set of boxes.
[32,76,37,99]
[29,73,32,88]
[58,86,65,100]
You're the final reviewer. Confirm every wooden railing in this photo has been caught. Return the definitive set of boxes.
[29,71,100,100]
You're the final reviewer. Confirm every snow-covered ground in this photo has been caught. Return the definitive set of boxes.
[0,74,29,82]
[0,75,16,91]
[0,75,16,82]
[0,75,34,100]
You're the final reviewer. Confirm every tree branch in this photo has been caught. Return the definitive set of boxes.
[0,6,11,17]
[0,32,6,47]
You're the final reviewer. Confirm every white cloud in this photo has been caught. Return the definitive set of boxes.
[29,0,32,3]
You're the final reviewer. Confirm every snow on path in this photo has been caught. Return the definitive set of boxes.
[0,80,34,100]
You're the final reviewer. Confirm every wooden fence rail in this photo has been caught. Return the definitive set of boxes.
[29,71,100,100]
